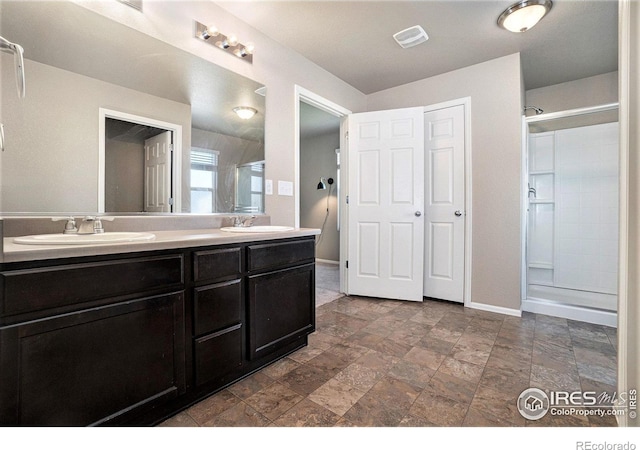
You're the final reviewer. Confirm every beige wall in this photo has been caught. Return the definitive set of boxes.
[77,1,367,226]
[300,132,340,262]
[367,54,524,312]
[0,57,191,213]
[525,71,619,114]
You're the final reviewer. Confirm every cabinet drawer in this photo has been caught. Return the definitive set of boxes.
[194,324,243,387]
[193,247,242,283]
[0,255,184,317]
[247,239,314,272]
[194,279,242,336]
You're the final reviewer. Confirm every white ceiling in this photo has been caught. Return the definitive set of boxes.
[217,0,619,94]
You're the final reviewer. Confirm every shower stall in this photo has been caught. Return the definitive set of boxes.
[522,103,619,326]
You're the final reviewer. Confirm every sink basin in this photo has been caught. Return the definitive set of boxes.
[13,232,156,245]
[219,226,294,233]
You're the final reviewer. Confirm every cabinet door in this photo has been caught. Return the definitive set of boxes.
[0,292,185,426]
[247,263,315,360]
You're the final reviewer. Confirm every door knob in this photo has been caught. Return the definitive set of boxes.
[454,210,463,216]
[415,211,422,217]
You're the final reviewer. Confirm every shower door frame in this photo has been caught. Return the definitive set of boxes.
[520,102,619,326]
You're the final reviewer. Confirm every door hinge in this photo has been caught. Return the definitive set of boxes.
[346,195,349,204]
[168,198,174,206]
[345,131,349,140]
[346,260,349,269]
[169,144,174,152]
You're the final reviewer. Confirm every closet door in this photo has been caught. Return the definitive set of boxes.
[423,104,466,303]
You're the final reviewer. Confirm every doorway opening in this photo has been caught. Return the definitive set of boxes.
[98,108,182,213]
[294,86,351,298]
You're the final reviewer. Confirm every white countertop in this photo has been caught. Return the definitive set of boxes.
[2,228,320,263]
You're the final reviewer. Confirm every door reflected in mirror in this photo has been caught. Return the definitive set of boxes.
[235,161,265,214]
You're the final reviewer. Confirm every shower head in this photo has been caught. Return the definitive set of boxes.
[0,35,25,98]
[524,106,543,115]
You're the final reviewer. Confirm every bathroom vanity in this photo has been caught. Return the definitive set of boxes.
[0,224,318,426]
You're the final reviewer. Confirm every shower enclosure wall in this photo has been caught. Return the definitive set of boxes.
[523,105,619,326]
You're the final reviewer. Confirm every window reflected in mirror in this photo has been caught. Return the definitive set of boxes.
[190,148,219,214]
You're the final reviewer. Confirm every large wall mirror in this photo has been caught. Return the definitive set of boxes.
[0,1,265,215]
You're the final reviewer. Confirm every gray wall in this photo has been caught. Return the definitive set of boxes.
[367,53,524,312]
[0,56,192,213]
[300,132,340,262]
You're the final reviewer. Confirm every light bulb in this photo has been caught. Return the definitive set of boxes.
[200,25,219,40]
[207,25,219,36]
[227,34,239,46]
[244,42,255,55]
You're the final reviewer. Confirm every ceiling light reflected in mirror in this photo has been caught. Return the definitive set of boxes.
[233,106,257,120]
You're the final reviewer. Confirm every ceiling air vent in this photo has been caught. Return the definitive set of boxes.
[393,25,429,49]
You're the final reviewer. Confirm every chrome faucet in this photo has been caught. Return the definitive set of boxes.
[77,216,101,234]
[53,216,114,234]
[232,215,256,227]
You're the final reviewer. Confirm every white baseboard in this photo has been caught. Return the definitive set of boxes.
[466,301,522,317]
[316,259,339,265]
[523,298,617,327]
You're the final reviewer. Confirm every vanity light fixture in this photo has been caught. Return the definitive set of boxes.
[497,0,552,33]
[233,106,257,120]
[195,21,254,63]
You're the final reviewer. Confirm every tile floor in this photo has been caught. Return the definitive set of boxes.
[160,296,618,427]
[315,262,342,307]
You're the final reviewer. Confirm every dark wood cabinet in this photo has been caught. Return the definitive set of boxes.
[0,291,185,426]
[248,263,315,360]
[0,235,316,426]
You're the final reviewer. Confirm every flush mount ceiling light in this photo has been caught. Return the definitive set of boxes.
[498,0,553,33]
[233,106,257,120]
[194,21,254,63]
[393,25,429,49]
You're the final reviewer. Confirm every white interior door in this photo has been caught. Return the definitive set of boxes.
[423,105,465,302]
[347,107,424,302]
[144,131,172,212]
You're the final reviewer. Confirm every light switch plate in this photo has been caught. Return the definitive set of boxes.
[278,180,293,196]
[265,179,273,195]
